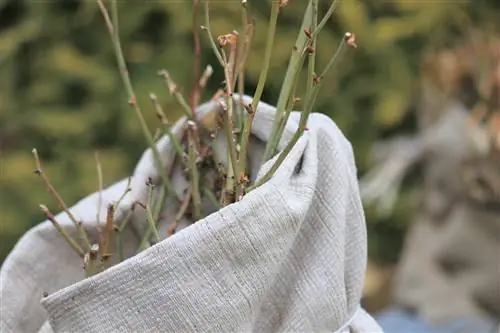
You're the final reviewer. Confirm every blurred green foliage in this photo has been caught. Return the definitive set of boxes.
[1,0,499,263]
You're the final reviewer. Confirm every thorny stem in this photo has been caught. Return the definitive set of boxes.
[94,151,103,231]
[97,0,171,194]
[40,204,85,257]
[263,1,313,162]
[32,149,91,251]
[187,122,202,219]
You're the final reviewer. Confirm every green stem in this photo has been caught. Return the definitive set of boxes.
[146,184,160,243]
[262,1,313,162]
[203,1,224,67]
[313,0,339,38]
[40,204,85,257]
[97,0,171,196]
[237,0,279,197]
[306,0,318,93]
[187,125,202,219]
[249,34,349,191]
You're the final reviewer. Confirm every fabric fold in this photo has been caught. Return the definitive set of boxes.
[1,95,383,333]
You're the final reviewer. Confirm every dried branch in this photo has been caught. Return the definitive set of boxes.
[39,204,84,257]
[99,203,115,261]
[32,149,91,251]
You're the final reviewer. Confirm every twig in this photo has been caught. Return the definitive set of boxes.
[149,93,185,157]
[166,188,192,236]
[115,201,139,262]
[96,0,172,194]
[32,149,91,251]
[305,32,349,111]
[157,70,193,119]
[39,204,84,257]
[94,151,103,232]
[186,123,202,219]
[113,177,132,210]
[99,203,114,261]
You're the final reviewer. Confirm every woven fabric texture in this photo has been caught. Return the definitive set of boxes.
[0,96,383,333]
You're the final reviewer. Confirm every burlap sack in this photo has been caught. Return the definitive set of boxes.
[0,96,383,333]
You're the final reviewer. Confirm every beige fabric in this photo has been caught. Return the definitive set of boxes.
[0,96,382,333]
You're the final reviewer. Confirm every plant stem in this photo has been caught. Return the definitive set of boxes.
[157,70,194,119]
[306,0,318,93]
[40,204,85,257]
[97,0,171,194]
[116,204,135,262]
[313,0,339,38]
[190,0,202,111]
[236,0,278,198]
[187,122,202,219]
[203,1,224,67]
[306,36,346,111]
[99,203,115,261]
[146,183,160,243]
[249,34,350,191]
[83,244,102,278]
[203,187,220,209]
[94,151,103,231]
[262,1,313,162]
[32,149,91,251]
[149,93,185,157]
